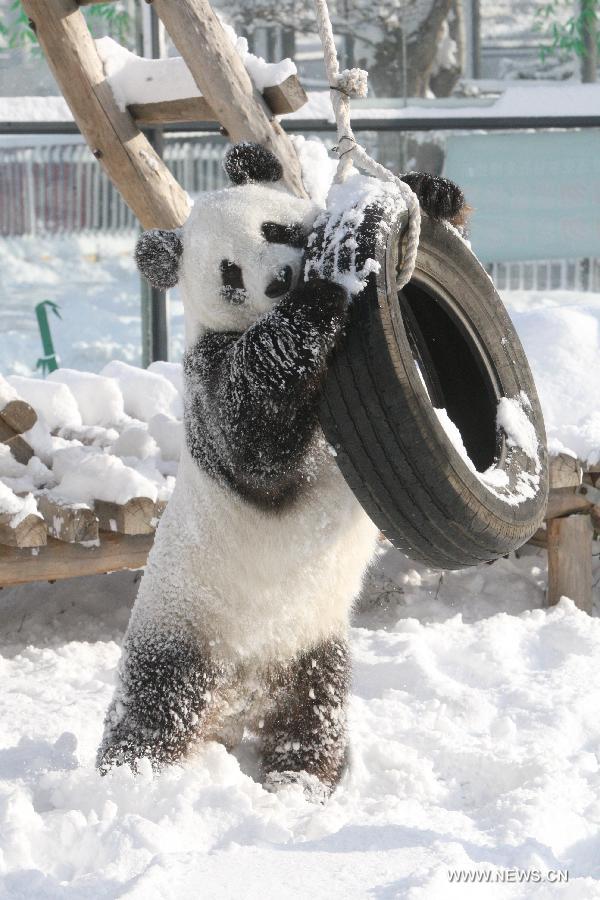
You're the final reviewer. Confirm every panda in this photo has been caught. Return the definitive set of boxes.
[97,142,466,799]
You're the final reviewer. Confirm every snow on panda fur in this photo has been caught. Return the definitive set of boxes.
[96,143,378,798]
[97,143,467,799]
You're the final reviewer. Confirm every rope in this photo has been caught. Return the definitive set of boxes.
[312,0,421,289]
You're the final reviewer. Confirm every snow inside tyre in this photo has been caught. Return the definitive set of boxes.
[318,204,549,569]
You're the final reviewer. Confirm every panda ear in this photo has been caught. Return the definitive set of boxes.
[223,142,283,185]
[135,229,183,290]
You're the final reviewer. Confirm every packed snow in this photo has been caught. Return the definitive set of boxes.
[95,29,296,112]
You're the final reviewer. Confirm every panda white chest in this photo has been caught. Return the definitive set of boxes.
[130,441,378,664]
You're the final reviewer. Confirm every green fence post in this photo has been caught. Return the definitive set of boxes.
[35,300,60,375]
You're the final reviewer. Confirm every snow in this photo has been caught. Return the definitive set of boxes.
[3,82,599,124]
[291,134,338,208]
[284,83,600,123]
[0,483,40,526]
[503,291,600,467]
[147,361,184,397]
[148,414,183,462]
[0,375,18,409]
[497,392,540,461]
[47,368,125,428]
[101,360,182,422]
[434,407,476,472]
[0,546,599,896]
[95,30,296,112]
[8,375,82,432]
[50,449,158,506]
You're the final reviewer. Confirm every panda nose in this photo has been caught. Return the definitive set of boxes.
[265,265,292,299]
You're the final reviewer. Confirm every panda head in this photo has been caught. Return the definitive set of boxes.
[135,142,320,339]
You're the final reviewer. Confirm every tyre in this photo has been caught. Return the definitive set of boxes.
[316,199,549,569]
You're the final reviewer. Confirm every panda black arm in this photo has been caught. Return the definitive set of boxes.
[400,172,467,225]
[184,276,348,509]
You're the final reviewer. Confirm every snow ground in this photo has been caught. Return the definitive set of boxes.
[1,545,600,899]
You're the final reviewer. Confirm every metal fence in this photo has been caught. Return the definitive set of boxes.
[1,138,599,292]
[0,140,228,237]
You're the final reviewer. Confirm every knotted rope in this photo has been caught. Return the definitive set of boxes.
[312,0,421,289]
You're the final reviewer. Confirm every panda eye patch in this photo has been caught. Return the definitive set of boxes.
[261,222,306,248]
[220,259,247,305]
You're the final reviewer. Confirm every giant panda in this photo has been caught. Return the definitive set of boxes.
[97,142,466,799]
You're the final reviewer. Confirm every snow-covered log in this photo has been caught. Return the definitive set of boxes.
[37,495,99,544]
[151,0,307,198]
[128,75,307,126]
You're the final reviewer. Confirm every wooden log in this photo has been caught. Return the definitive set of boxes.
[37,495,99,544]
[128,75,308,126]
[0,533,153,587]
[0,399,37,435]
[3,434,34,465]
[547,514,593,613]
[95,497,156,535]
[549,453,581,489]
[0,514,47,549]
[263,75,308,115]
[152,0,307,198]
[21,0,190,230]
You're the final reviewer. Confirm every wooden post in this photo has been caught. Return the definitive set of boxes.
[547,516,593,612]
[21,0,190,230]
[151,0,307,199]
[546,454,593,613]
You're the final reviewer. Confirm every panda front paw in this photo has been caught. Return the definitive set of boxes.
[401,172,467,225]
[293,275,349,317]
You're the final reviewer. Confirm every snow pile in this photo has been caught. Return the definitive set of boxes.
[503,290,600,466]
[101,360,182,421]
[96,27,296,112]
[49,450,158,505]
[0,361,184,512]
[0,546,598,896]
[8,375,82,431]
[48,369,125,428]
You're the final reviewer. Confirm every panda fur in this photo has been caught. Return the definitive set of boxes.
[97,142,467,799]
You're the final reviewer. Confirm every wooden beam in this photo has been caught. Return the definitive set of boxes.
[129,97,216,127]
[547,514,593,613]
[21,0,189,230]
[0,533,153,587]
[151,0,307,198]
[545,487,593,520]
[128,75,308,126]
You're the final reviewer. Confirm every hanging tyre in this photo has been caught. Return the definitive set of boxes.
[312,195,549,570]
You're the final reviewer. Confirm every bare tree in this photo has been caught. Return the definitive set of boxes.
[225,0,465,97]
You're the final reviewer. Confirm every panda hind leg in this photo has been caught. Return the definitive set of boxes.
[260,637,350,802]
[97,629,228,774]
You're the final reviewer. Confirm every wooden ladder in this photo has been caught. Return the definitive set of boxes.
[20,0,310,234]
